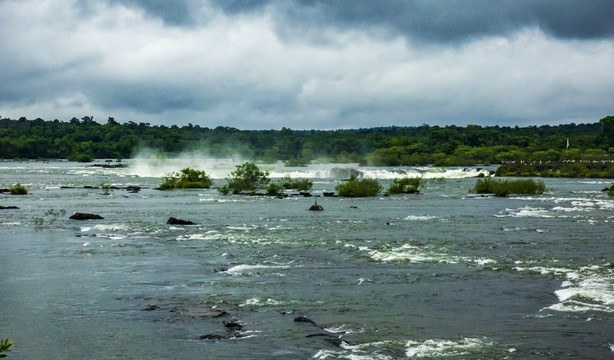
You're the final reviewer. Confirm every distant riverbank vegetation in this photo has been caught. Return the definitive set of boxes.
[2,116,614,175]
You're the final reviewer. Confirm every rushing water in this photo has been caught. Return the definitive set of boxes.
[0,161,613,359]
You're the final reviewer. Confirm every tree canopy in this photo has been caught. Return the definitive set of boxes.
[0,116,612,166]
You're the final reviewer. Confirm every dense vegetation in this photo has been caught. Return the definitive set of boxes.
[473,178,546,197]
[335,175,383,197]
[219,162,271,194]
[159,168,213,190]
[1,116,614,168]
[385,177,424,196]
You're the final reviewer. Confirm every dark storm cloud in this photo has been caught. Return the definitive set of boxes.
[206,0,614,42]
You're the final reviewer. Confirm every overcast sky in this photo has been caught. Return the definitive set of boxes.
[1,0,613,129]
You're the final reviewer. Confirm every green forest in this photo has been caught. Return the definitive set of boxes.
[1,115,614,170]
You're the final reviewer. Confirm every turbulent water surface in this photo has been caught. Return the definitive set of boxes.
[0,161,613,359]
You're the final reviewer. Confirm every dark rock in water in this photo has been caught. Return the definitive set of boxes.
[60,186,75,189]
[166,217,196,225]
[143,304,160,311]
[309,201,323,211]
[349,206,358,209]
[224,321,243,331]
[294,316,317,325]
[300,192,313,197]
[306,333,343,347]
[199,334,225,340]
[0,189,10,193]
[0,205,19,209]
[323,192,335,197]
[70,212,104,220]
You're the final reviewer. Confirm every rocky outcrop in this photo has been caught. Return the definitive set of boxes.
[69,212,104,220]
[167,217,196,225]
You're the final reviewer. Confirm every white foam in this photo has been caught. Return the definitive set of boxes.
[405,337,494,358]
[516,264,614,313]
[366,244,459,264]
[404,215,438,221]
[240,297,283,307]
[226,264,289,275]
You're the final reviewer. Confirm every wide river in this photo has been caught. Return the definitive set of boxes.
[0,160,612,359]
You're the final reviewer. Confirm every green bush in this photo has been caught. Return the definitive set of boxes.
[266,182,284,196]
[385,177,424,195]
[280,176,313,191]
[473,177,546,197]
[159,168,212,190]
[335,175,382,197]
[220,162,270,194]
[9,183,28,195]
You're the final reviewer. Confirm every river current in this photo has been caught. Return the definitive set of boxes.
[0,160,612,359]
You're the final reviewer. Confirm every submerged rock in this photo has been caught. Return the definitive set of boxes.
[306,333,343,347]
[177,308,230,318]
[294,316,317,325]
[0,205,19,209]
[69,212,104,220]
[166,217,196,225]
[199,334,225,340]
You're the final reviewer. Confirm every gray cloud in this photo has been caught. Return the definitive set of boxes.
[0,0,613,129]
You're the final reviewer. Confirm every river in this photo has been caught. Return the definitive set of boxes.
[0,160,612,359]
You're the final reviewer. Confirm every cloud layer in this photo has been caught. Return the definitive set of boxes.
[1,0,613,129]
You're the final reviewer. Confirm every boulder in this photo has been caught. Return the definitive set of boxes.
[323,192,335,197]
[167,217,196,225]
[224,321,243,331]
[309,201,324,211]
[70,212,104,220]
[0,205,19,209]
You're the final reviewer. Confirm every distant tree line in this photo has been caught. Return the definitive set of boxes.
[1,115,613,166]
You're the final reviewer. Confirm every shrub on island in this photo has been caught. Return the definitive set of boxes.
[9,183,28,195]
[159,168,212,190]
[335,175,382,197]
[385,177,424,196]
[219,162,270,195]
[473,177,546,197]
[280,175,313,191]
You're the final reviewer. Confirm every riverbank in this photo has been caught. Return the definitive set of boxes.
[496,161,614,178]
